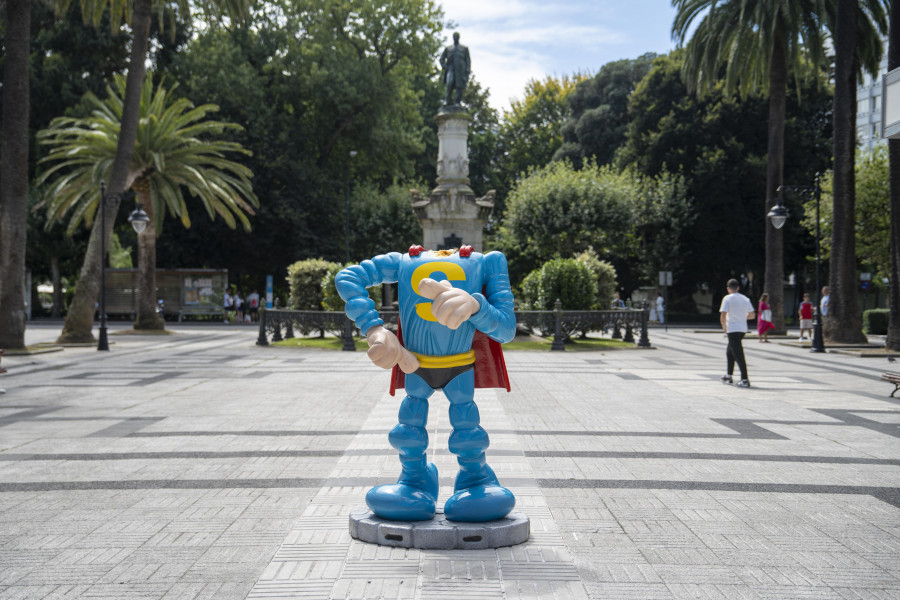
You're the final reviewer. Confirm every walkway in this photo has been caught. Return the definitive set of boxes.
[0,323,897,599]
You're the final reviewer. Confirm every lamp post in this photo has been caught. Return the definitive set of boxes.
[345,150,358,263]
[774,175,825,353]
[97,181,150,351]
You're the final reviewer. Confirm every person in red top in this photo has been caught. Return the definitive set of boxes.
[757,292,775,342]
[798,293,814,340]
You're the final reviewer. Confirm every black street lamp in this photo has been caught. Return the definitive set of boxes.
[345,150,358,263]
[775,175,825,353]
[97,181,150,351]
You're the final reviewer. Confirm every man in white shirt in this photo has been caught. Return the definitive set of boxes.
[719,278,756,388]
[820,286,830,317]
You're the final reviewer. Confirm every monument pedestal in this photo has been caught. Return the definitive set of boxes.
[412,107,495,251]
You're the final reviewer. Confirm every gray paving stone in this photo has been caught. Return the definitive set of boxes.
[1,325,898,599]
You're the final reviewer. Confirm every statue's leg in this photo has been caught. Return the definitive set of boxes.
[445,83,454,106]
[442,369,515,522]
[454,85,464,105]
[365,373,438,521]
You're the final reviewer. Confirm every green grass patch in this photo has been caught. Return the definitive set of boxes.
[272,336,368,350]
[503,337,635,351]
[272,336,633,352]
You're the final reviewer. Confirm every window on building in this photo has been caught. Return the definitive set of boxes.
[859,98,869,114]
[874,95,882,111]
[872,123,879,139]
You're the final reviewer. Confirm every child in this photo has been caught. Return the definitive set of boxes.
[798,293,813,340]
[757,292,775,342]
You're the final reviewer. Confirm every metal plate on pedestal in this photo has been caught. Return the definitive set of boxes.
[349,509,530,549]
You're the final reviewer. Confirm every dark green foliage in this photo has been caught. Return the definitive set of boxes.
[575,248,618,310]
[349,182,424,260]
[863,309,889,335]
[287,258,340,311]
[520,258,597,311]
[618,51,831,302]
[555,54,656,168]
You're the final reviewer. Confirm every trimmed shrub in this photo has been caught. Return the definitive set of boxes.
[575,247,617,309]
[863,308,889,335]
[286,258,339,311]
[521,258,597,311]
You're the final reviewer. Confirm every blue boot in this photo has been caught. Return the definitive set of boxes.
[442,371,515,522]
[366,374,439,521]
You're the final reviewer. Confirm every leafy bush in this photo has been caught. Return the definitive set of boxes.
[286,258,339,311]
[321,262,355,312]
[520,258,597,311]
[575,247,617,309]
[863,308,889,335]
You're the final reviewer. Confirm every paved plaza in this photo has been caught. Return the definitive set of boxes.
[0,322,898,599]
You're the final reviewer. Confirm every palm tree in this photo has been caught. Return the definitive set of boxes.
[825,0,888,343]
[37,74,258,329]
[53,0,253,343]
[888,0,900,351]
[672,0,830,335]
[0,0,32,350]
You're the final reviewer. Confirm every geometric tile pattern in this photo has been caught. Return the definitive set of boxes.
[0,324,898,599]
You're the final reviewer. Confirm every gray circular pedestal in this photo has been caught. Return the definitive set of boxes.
[349,508,530,549]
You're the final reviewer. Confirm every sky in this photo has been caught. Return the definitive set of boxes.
[440,0,681,113]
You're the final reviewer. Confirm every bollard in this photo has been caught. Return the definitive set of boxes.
[612,319,622,339]
[623,322,634,343]
[551,298,565,351]
[256,308,269,346]
[272,316,283,342]
[638,300,651,347]
[285,320,295,339]
[342,318,357,351]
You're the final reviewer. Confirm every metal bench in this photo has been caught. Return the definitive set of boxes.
[881,371,900,397]
[178,306,226,322]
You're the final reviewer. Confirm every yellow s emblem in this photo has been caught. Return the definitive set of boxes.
[411,262,466,321]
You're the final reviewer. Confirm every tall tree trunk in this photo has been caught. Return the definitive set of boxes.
[764,30,787,334]
[888,2,900,351]
[826,0,867,343]
[132,181,163,330]
[56,0,154,343]
[51,256,62,318]
[0,0,31,350]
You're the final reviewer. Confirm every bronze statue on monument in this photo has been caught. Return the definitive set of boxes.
[440,32,470,107]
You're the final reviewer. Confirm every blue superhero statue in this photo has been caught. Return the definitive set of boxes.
[335,244,516,522]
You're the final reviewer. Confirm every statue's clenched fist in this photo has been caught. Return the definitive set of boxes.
[418,278,480,330]
[366,325,419,373]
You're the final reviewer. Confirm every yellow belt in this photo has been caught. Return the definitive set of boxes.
[410,350,476,369]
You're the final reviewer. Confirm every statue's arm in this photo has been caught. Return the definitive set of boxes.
[467,251,516,343]
[334,252,402,336]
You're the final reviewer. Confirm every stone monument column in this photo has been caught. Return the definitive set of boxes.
[412,109,494,251]
[413,33,495,251]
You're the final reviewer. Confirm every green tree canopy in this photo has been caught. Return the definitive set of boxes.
[800,147,890,281]
[554,53,656,168]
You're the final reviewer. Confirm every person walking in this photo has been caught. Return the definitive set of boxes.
[720,278,755,388]
[820,286,830,317]
[757,292,775,342]
[656,292,665,324]
[224,289,234,323]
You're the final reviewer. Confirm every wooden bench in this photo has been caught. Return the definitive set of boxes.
[882,371,900,397]
[178,306,226,322]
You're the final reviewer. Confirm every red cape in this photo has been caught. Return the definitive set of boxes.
[389,323,511,396]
